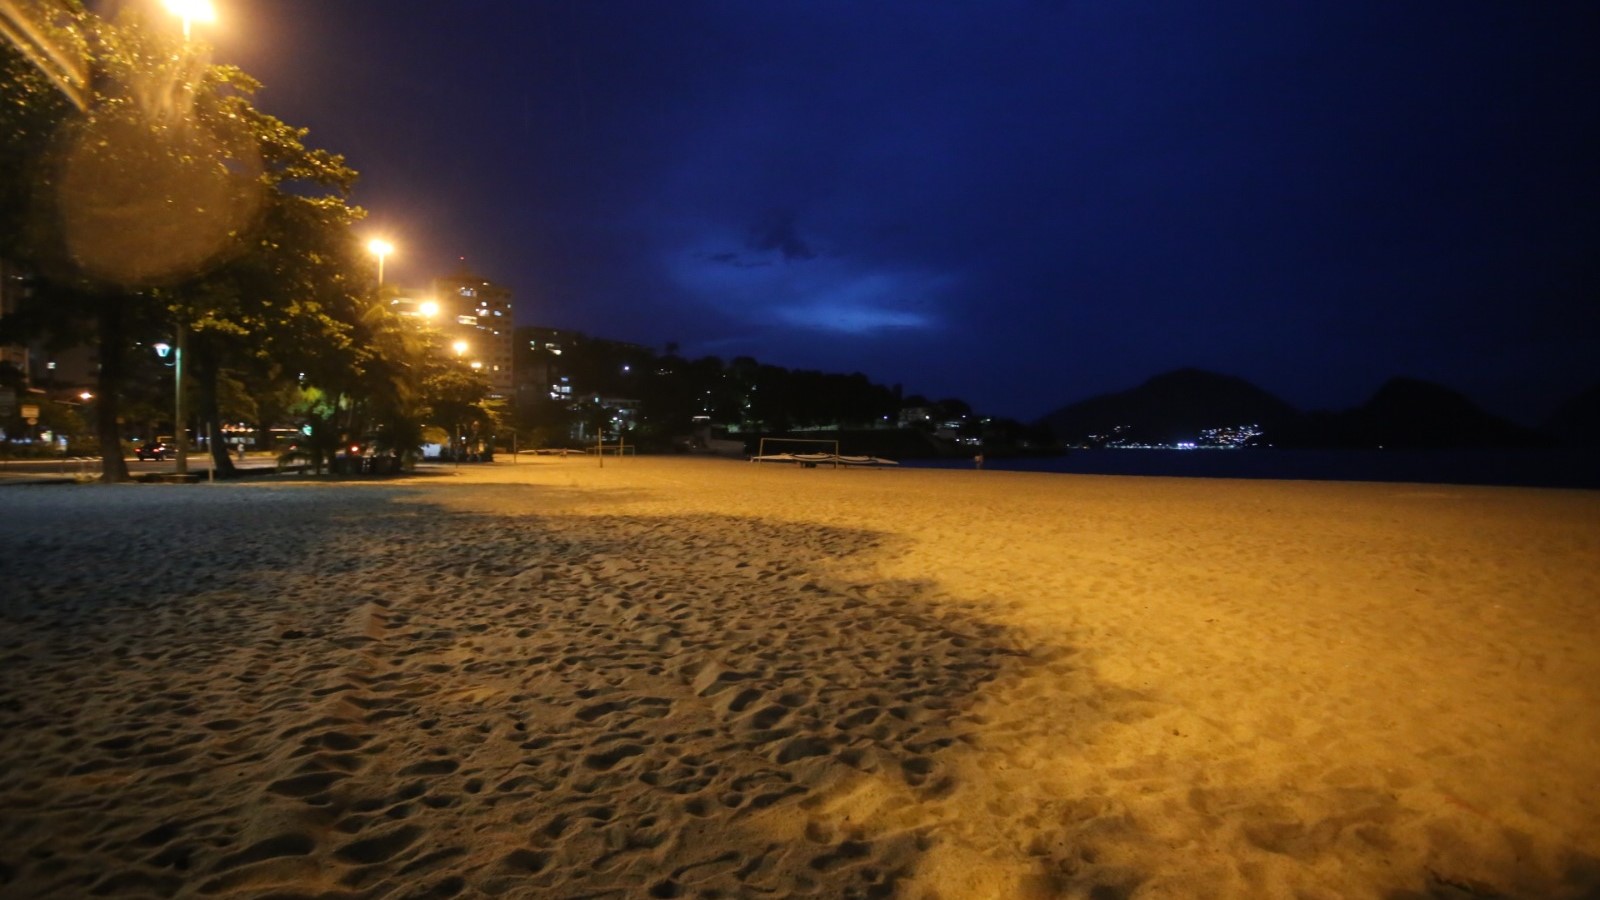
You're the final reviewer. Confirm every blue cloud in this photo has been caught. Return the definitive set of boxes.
[670,243,946,335]
[778,303,929,333]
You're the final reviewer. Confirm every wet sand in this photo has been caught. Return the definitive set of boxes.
[1,457,1597,898]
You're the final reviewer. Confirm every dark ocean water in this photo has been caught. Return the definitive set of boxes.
[902,448,1600,490]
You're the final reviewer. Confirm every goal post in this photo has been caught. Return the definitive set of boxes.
[755,436,841,466]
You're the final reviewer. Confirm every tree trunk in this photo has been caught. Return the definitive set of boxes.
[191,342,236,478]
[95,298,130,483]
[255,386,287,457]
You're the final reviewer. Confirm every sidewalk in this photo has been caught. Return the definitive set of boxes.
[0,455,285,486]
[0,471,83,485]
[0,456,99,485]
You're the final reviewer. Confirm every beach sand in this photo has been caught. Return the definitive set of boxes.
[1,457,1596,898]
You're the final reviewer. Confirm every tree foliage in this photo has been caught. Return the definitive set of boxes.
[1,3,497,476]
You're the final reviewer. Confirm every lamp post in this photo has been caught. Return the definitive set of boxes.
[158,0,213,476]
[367,238,394,286]
[153,329,188,474]
[449,340,470,463]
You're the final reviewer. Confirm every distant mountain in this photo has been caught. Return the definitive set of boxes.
[1542,381,1600,446]
[1041,370,1554,449]
[1322,377,1551,449]
[1040,368,1299,445]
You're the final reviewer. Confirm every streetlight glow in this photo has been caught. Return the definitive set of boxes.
[367,238,394,286]
[163,0,216,39]
[452,339,470,356]
[418,299,439,318]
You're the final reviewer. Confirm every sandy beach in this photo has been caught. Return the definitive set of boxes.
[2,457,1597,899]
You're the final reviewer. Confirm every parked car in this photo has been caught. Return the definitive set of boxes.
[135,441,170,461]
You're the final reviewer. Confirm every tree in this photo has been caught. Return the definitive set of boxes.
[0,1,79,265]
[2,2,372,480]
[151,56,366,478]
[513,395,576,450]
[281,384,340,475]
[426,364,498,459]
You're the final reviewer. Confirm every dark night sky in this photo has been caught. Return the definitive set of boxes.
[205,1,1597,423]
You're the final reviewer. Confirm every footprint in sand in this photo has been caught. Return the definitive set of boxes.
[333,824,422,865]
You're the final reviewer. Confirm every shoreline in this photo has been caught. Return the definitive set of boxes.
[897,446,1600,491]
[3,457,1597,898]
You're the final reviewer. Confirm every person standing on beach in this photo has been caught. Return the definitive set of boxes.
[974,453,985,469]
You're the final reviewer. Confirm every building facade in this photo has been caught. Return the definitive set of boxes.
[512,325,655,442]
[514,325,576,407]
[429,268,514,400]
[513,325,653,406]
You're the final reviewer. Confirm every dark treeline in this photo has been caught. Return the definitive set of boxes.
[509,330,1056,456]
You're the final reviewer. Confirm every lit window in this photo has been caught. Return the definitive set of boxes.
[457,315,477,325]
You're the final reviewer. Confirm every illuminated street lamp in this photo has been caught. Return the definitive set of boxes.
[156,0,213,474]
[418,299,439,318]
[448,338,471,464]
[367,238,394,286]
[154,334,188,474]
[162,0,216,40]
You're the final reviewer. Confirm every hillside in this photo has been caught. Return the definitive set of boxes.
[1040,369,1299,445]
[1042,370,1554,449]
[1543,381,1600,446]
[1339,377,1550,449]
